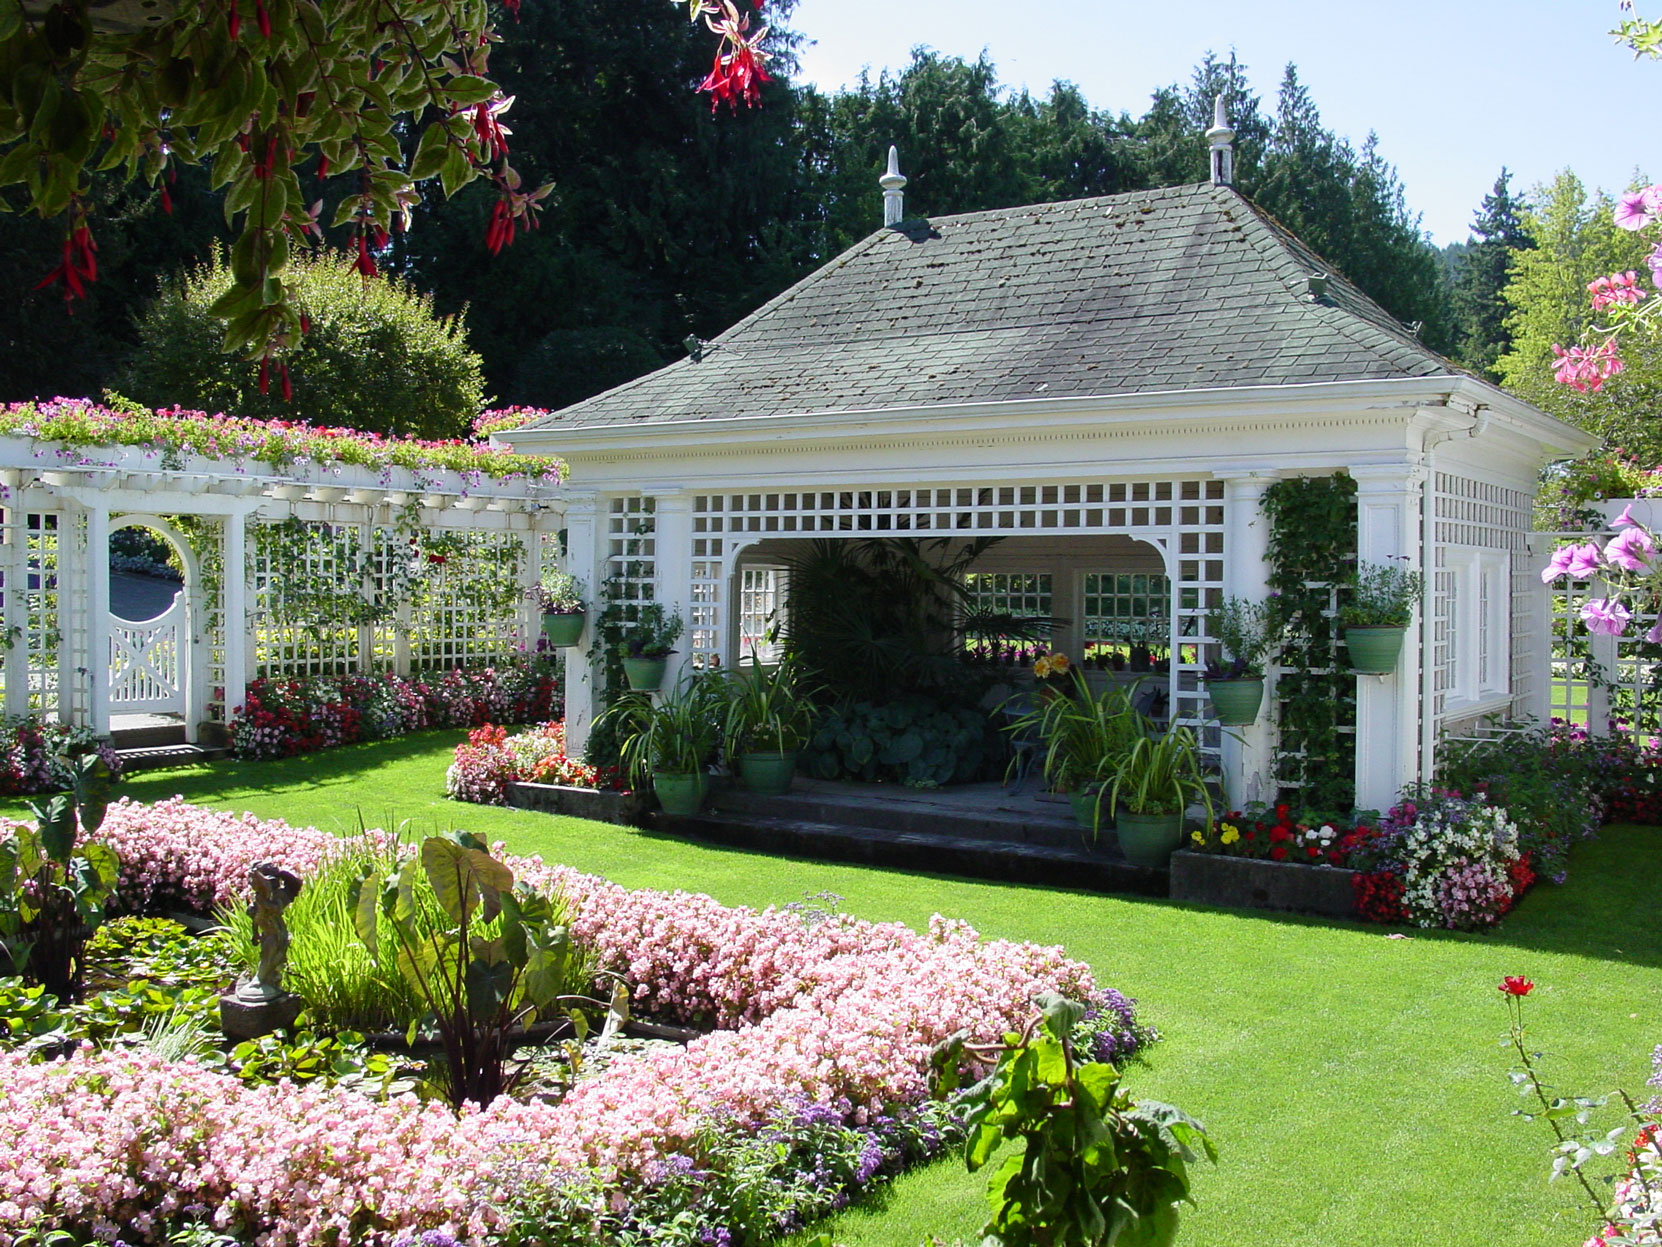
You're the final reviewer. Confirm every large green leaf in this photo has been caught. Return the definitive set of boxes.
[347,869,382,961]
[33,794,75,863]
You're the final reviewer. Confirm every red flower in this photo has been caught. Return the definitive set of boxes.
[1499,976,1534,997]
[1269,825,1292,843]
[1270,845,1287,861]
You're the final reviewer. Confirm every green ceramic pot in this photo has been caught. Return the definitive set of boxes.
[652,770,707,816]
[1205,676,1264,726]
[1115,809,1185,868]
[738,750,798,796]
[540,611,585,647]
[623,655,671,692]
[1344,626,1406,675]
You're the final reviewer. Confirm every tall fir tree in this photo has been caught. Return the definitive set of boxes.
[1451,169,1531,379]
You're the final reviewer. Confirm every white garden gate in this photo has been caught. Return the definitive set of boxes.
[108,594,185,715]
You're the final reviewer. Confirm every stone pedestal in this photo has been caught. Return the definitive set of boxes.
[219,990,303,1041]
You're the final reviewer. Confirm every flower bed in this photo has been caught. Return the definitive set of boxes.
[231,661,561,761]
[0,799,1148,1245]
[0,398,564,484]
[0,717,121,796]
[446,721,613,805]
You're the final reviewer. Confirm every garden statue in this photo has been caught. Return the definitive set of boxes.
[221,861,305,1039]
[240,861,303,1001]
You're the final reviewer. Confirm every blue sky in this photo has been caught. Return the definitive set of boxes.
[787,0,1662,245]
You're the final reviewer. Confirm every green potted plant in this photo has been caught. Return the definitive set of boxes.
[1106,724,1215,869]
[722,654,819,796]
[1202,597,1279,726]
[1005,671,1146,851]
[1341,560,1423,675]
[617,603,684,692]
[600,674,723,816]
[527,572,586,647]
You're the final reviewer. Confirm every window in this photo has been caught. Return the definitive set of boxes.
[1081,572,1170,643]
[737,565,786,663]
[962,572,1053,627]
[1445,546,1510,707]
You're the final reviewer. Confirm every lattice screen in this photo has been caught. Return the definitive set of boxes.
[407,530,526,673]
[691,478,1226,730]
[0,511,64,715]
[1428,473,1533,732]
[250,519,366,677]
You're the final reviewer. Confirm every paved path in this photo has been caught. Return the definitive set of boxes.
[111,571,181,623]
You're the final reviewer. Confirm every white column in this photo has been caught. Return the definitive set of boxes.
[1351,463,1426,811]
[1,508,27,719]
[223,511,249,725]
[1214,470,1280,809]
[56,511,78,724]
[650,489,695,689]
[87,504,111,738]
[560,495,603,754]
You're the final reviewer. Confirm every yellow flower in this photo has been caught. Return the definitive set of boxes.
[1220,823,1240,845]
[1050,652,1072,673]
[1033,656,1053,679]
[1190,830,1205,844]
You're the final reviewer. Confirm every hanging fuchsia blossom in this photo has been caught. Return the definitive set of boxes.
[696,0,771,111]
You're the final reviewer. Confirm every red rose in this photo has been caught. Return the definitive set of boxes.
[1499,976,1534,997]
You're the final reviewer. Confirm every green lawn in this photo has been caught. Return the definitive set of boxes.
[39,730,1660,1247]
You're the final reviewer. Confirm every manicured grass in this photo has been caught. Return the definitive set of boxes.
[33,730,1660,1247]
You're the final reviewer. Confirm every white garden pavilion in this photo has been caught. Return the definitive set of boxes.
[506,138,1595,812]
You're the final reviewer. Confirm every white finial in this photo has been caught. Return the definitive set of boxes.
[880,145,907,227]
[1205,93,1235,187]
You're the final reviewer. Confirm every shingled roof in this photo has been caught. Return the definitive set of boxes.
[527,181,1461,431]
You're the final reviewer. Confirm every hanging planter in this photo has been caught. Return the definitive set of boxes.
[1344,626,1406,676]
[1204,676,1265,726]
[540,611,585,647]
[623,655,672,692]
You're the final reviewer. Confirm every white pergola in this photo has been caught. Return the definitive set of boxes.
[0,435,565,741]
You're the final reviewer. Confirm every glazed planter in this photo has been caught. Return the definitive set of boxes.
[652,770,707,816]
[540,611,585,647]
[623,655,671,692]
[1204,676,1264,726]
[1115,810,1185,868]
[737,749,798,796]
[1344,626,1406,675]
[1068,787,1110,834]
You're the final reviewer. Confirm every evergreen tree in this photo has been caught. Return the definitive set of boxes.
[1496,171,1662,460]
[1451,169,1531,378]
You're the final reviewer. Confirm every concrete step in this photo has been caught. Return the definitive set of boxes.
[113,744,227,772]
[110,723,187,751]
[655,809,1169,898]
[708,784,1087,849]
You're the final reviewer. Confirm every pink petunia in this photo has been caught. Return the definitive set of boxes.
[1605,526,1656,573]
[1565,542,1607,580]
[1615,187,1661,231]
[1581,598,1633,636]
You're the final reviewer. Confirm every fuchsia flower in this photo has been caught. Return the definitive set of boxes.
[1581,598,1633,636]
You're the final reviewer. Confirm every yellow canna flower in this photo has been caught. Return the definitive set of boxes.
[1033,656,1053,679]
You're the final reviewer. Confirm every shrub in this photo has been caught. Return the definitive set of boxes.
[123,248,486,440]
[804,697,994,787]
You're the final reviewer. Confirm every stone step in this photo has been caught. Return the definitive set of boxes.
[110,723,188,751]
[656,809,1169,898]
[708,784,1087,849]
[113,744,227,772]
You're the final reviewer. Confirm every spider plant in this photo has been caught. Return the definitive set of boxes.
[723,653,820,757]
[602,673,725,785]
[1107,724,1215,821]
[1005,670,1148,795]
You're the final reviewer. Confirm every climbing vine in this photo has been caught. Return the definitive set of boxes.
[1262,474,1357,812]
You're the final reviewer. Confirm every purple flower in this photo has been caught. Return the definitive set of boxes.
[1581,597,1633,637]
[1565,542,1607,579]
[1615,187,1660,231]
[1605,526,1656,573]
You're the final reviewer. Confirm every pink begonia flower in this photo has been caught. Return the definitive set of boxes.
[1581,598,1633,636]
[1605,525,1657,573]
[1615,186,1662,231]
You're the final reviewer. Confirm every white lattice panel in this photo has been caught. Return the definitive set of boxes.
[407,530,526,673]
